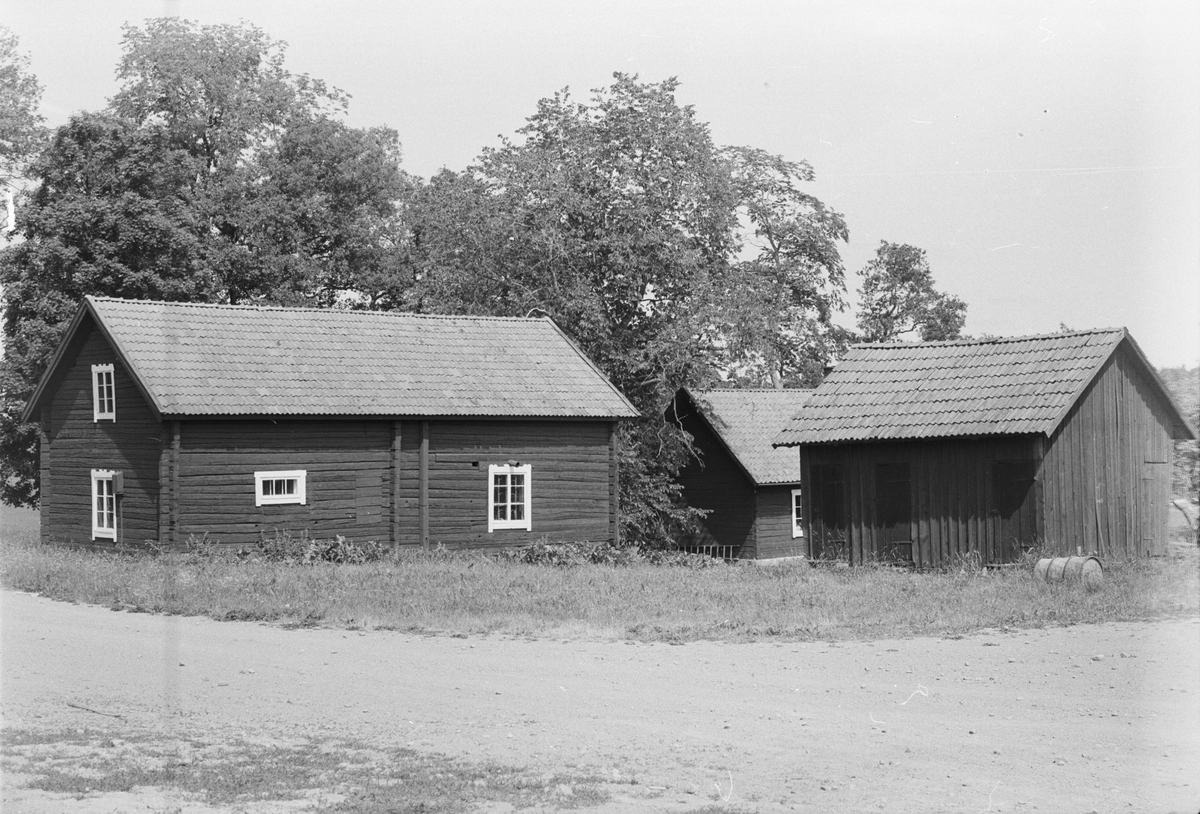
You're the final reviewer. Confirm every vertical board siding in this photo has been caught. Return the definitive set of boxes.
[801,436,1040,567]
[669,404,758,555]
[176,420,393,547]
[1042,343,1177,557]
[754,486,806,559]
[43,325,162,547]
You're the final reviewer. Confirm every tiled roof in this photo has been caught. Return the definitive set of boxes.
[73,297,639,418]
[685,388,813,484]
[774,329,1137,445]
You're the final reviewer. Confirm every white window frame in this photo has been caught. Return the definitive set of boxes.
[92,364,115,422]
[791,488,805,539]
[92,469,116,540]
[255,470,307,506]
[488,463,532,532]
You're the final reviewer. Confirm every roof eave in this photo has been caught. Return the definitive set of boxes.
[543,317,640,419]
[23,297,167,424]
[82,297,165,421]
[677,387,763,485]
[1043,331,1196,441]
[20,303,91,424]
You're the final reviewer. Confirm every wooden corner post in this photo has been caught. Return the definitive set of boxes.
[419,420,430,550]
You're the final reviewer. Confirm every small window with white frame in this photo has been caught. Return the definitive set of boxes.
[92,364,115,421]
[255,470,307,506]
[791,488,805,539]
[92,469,117,540]
[488,463,531,532]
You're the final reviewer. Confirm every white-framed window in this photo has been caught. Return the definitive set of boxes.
[92,364,115,422]
[791,488,805,539]
[92,469,116,540]
[488,463,531,532]
[255,470,307,506]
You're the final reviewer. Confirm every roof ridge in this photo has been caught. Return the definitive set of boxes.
[848,327,1126,350]
[697,387,815,393]
[86,296,549,324]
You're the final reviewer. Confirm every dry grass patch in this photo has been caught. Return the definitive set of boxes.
[2,533,1196,642]
[1,727,609,812]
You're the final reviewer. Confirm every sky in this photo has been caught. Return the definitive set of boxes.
[3,0,1198,368]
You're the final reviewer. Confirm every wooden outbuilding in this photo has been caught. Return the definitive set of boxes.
[667,387,813,560]
[774,329,1196,566]
[23,296,638,549]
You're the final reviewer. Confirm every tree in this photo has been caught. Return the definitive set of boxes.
[856,241,966,343]
[0,25,45,189]
[1158,365,1199,500]
[0,19,409,507]
[407,75,849,541]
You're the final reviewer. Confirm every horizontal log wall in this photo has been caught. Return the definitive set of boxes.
[755,485,806,559]
[176,420,392,547]
[802,435,1041,568]
[1042,343,1177,557]
[397,420,616,550]
[42,323,162,547]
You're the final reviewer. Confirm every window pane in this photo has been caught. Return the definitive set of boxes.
[510,483,524,505]
[283,479,295,495]
[494,503,507,521]
[510,503,523,521]
[263,480,274,496]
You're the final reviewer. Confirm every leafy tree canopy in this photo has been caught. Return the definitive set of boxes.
[856,240,966,343]
[406,74,850,540]
[0,25,46,187]
[0,19,408,507]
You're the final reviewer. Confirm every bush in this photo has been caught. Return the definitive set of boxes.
[494,539,724,569]
[249,530,387,565]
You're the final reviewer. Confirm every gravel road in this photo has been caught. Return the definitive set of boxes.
[2,589,1198,813]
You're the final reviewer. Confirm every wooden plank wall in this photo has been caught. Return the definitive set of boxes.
[396,419,616,549]
[669,402,758,556]
[176,420,392,546]
[754,485,806,559]
[1042,344,1178,557]
[42,325,163,547]
[801,435,1041,567]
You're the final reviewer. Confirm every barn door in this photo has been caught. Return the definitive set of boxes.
[992,460,1039,564]
[809,464,847,562]
[875,463,912,563]
[1140,460,1170,556]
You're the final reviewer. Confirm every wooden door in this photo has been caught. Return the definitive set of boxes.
[809,463,847,562]
[875,463,912,563]
[992,460,1039,563]
[1140,460,1170,556]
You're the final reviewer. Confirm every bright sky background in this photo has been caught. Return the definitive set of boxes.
[3,0,1198,368]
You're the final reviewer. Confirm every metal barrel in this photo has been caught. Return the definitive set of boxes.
[1033,556,1103,585]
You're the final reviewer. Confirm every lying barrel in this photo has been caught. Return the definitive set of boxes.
[1033,555,1103,586]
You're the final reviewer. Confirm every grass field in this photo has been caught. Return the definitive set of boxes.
[2,525,1196,642]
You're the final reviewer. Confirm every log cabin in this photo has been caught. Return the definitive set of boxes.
[668,387,814,560]
[774,329,1196,566]
[22,296,638,550]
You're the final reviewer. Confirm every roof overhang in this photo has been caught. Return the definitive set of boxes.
[21,298,165,424]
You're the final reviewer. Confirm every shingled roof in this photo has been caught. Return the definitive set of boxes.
[680,388,813,485]
[774,328,1194,445]
[24,297,639,420]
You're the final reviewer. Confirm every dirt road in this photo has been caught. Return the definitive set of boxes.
[2,589,1198,813]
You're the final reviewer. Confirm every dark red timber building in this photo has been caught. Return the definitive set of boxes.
[668,387,814,560]
[774,330,1196,567]
[23,296,638,549]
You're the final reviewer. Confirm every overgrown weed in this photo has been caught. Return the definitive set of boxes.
[1,534,1195,642]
